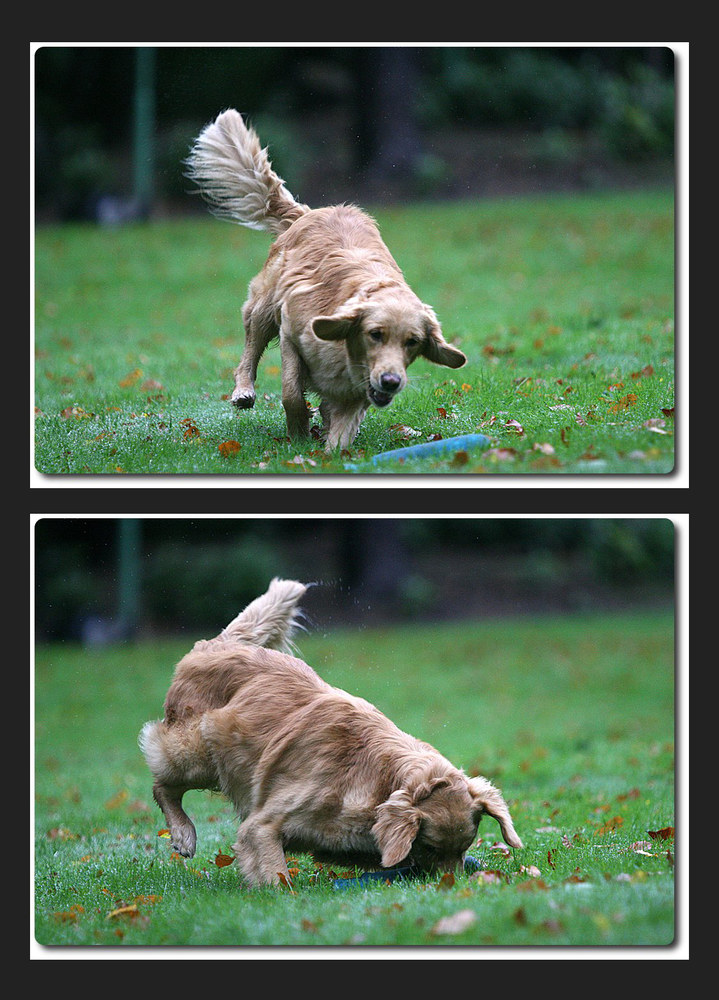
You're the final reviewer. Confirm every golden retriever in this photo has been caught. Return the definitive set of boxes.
[139,579,522,888]
[184,110,467,450]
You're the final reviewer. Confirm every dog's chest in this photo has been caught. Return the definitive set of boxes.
[293,332,365,402]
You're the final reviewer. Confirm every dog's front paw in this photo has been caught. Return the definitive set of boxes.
[231,387,256,409]
[170,822,197,858]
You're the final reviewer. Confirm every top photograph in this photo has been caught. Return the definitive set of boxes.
[32,44,678,478]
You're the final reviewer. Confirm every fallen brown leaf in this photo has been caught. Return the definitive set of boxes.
[471,869,505,885]
[180,417,201,439]
[119,368,142,388]
[106,904,140,920]
[485,447,518,461]
[60,405,92,419]
[277,871,295,892]
[520,864,542,878]
[389,423,421,439]
[450,449,469,467]
[218,440,241,458]
[643,418,667,434]
[436,872,456,890]
[608,393,639,414]
[631,365,655,379]
[104,789,128,809]
[595,815,624,835]
[431,909,477,936]
[648,826,675,841]
[54,905,84,923]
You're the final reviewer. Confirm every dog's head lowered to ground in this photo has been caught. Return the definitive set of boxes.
[372,771,522,872]
[139,578,522,888]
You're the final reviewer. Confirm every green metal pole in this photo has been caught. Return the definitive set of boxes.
[117,519,142,638]
[133,47,156,218]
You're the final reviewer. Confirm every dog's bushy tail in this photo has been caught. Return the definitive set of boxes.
[218,577,308,653]
[184,109,308,236]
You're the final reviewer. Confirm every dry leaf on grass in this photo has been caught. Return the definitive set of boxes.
[648,826,675,840]
[435,872,456,890]
[431,909,477,936]
[218,440,241,458]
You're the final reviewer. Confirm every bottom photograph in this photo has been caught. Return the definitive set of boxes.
[32,516,678,954]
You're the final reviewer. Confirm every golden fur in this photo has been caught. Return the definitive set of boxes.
[139,579,522,888]
[185,110,466,450]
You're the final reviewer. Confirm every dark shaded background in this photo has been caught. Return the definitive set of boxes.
[34,518,675,644]
[34,45,674,222]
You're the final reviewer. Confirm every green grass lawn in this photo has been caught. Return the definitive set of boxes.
[34,189,674,474]
[34,609,676,950]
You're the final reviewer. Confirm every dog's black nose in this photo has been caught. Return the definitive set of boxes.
[379,372,402,392]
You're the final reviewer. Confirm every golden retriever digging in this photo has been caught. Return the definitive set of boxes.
[139,579,522,888]
[185,110,467,450]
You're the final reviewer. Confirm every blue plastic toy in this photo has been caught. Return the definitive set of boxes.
[344,433,490,471]
[332,854,483,889]
[372,433,490,465]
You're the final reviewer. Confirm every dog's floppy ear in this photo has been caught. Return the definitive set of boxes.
[312,312,359,341]
[467,775,523,849]
[421,308,467,369]
[372,777,450,867]
[312,289,368,341]
[372,789,420,867]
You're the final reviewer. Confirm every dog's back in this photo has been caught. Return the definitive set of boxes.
[162,578,311,724]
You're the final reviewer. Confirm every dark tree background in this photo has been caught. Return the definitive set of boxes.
[34,518,675,643]
[34,45,675,220]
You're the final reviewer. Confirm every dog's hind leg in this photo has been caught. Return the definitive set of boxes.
[139,719,216,858]
[152,781,198,858]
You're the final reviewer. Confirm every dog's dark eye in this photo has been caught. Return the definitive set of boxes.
[369,329,384,342]
[405,336,420,349]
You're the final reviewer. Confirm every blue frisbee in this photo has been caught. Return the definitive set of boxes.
[332,854,483,889]
[344,433,490,471]
[372,433,490,465]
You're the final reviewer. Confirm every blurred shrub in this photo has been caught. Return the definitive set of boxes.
[37,545,111,640]
[587,519,675,583]
[422,49,602,129]
[36,124,120,220]
[421,48,674,163]
[598,63,675,160]
[401,518,674,585]
[143,537,288,632]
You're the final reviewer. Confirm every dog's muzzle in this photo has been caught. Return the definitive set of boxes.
[369,373,403,408]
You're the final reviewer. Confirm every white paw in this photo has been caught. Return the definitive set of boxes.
[231,387,256,409]
[171,823,197,858]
